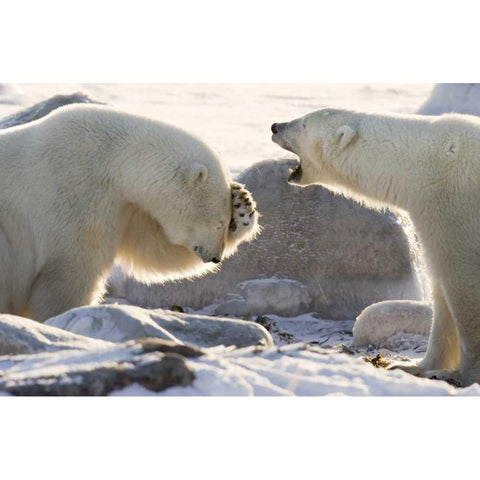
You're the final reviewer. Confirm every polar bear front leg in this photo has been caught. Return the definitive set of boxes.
[442,269,480,386]
[29,258,104,322]
[228,182,259,242]
[420,284,460,371]
[388,283,460,377]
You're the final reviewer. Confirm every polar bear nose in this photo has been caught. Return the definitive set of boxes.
[271,123,278,134]
[211,257,221,264]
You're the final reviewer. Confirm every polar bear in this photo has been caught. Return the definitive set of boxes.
[0,104,259,322]
[272,107,480,386]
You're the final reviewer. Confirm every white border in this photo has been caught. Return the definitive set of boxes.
[1,0,479,475]
[2,0,480,82]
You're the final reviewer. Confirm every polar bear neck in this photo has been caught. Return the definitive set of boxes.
[328,113,433,213]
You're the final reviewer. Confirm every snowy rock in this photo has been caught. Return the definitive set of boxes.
[0,91,106,129]
[46,304,273,348]
[238,278,311,316]
[417,84,480,116]
[46,305,179,343]
[214,296,249,317]
[253,313,354,347]
[0,339,195,396]
[215,278,311,317]
[352,300,432,348]
[126,159,421,319]
[0,314,111,355]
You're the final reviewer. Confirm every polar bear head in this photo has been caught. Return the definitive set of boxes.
[271,108,359,187]
[161,166,260,265]
[166,160,233,264]
[117,119,260,282]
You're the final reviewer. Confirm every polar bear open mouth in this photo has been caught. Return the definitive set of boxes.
[271,133,295,153]
[288,163,303,183]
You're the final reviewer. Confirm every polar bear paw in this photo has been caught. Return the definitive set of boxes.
[387,362,465,387]
[387,361,425,377]
[228,182,259,241]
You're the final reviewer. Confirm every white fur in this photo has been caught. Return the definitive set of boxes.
[272,107,480,386]
[0,104,258,322]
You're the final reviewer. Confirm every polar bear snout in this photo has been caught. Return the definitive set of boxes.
[193,244,224,264]
[271,121,296,153]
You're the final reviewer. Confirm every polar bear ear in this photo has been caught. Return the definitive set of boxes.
[336,125,357,150]
[189,163,208,186]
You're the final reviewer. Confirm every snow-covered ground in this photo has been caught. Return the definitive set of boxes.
[3,82,479,396]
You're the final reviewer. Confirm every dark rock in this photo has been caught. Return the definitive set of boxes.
[0,342,194,396]
[0,92,106,129]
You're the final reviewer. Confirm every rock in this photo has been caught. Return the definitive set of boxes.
[126,159,421,319]
[215,277,311,317]
[214,297,249,317]
[46,305,179,343]
[0,314,112,355]
[0,340,194,396]
[352,300,432,348]
[0,91,106,129]
[46,304,273,348]
[133,338,204,357]
[239,278,311,316]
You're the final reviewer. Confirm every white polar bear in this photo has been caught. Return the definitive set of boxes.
[0,104,259,322]
[272,107,480,386]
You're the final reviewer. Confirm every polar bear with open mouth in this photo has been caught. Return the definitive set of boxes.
[272,107,480,386]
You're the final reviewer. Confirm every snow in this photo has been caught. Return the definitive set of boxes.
[2,83,480,396]
[113,344,480,396]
